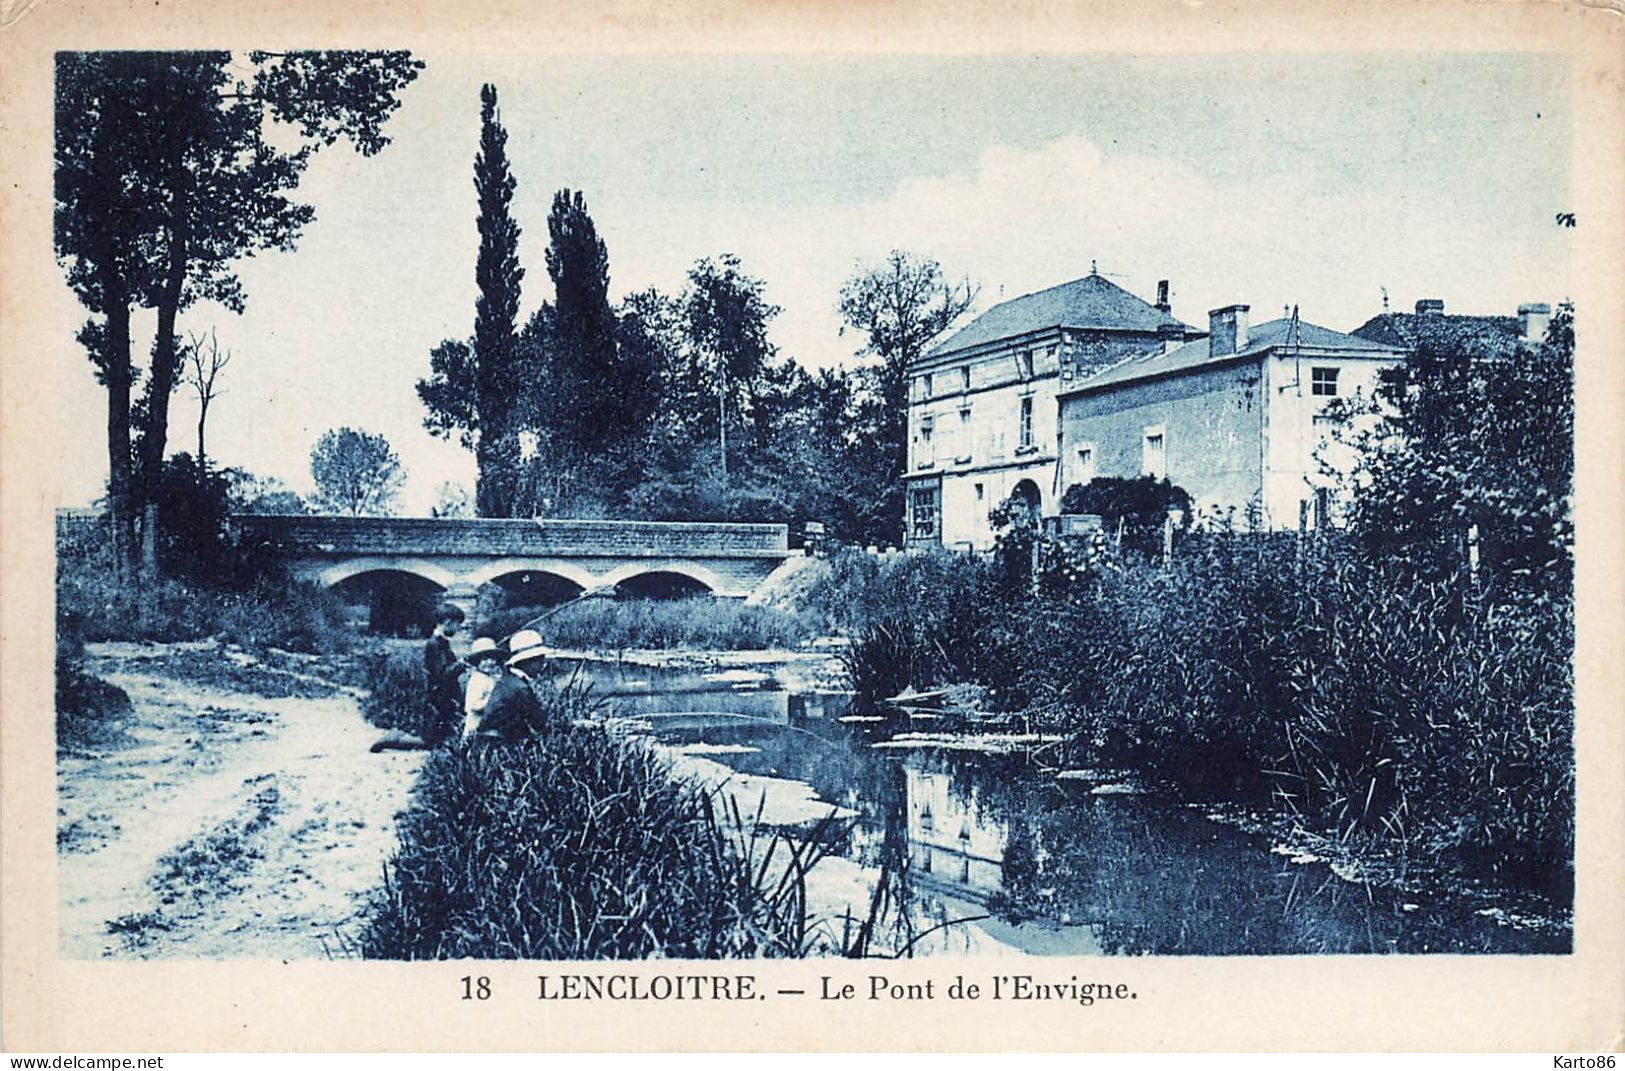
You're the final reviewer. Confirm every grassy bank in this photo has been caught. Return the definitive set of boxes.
[480,595,817,651]
[808,540,1574,902]
[357,657,833,958]
[57,524,355,655]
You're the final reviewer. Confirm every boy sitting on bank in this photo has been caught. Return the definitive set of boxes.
[462,630,551,744]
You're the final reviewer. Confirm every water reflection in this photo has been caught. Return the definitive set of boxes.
[561,658,1569,957]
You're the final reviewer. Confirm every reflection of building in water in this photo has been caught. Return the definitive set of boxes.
[904,765,1007,899]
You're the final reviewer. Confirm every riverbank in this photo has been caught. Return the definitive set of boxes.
[57,642,424,958]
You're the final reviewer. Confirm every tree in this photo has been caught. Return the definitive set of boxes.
[226,469,307,515]
[430,481,473,519]
[537,190,622,449]
[682,254,781,478]
[55,50,422,574]
[418,84,525,518]
[837,250,977,541]
[180,327,231,471]
[310,427,405,517]
[1335,304,1574,597]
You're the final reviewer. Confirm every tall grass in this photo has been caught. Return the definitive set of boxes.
[360,680,851,958]
[480,595,817,652]
[815,539,1574,900]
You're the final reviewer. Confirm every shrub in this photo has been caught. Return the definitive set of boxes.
[357,647,432,738]
[57,523,354,654]
[56,654,132,752]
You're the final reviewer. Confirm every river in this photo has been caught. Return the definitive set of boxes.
[57,641,1568,959]
[558,653,1570,957]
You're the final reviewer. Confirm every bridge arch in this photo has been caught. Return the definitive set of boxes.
[461,558,599,593]
[318,557,455,591]
[598,561,728,597]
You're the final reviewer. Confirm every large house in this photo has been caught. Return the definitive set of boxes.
[903,268,1201,549]
[1055,304,1406,530]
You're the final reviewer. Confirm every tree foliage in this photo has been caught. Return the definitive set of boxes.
[1332,304,1574,598]
[835,250,978,541]
[1060,476,1194,558]
[417,85,527,517]
[310,427,405,517]
[55,49,421,574]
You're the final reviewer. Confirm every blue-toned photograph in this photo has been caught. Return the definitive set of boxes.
[52,49,1574,961]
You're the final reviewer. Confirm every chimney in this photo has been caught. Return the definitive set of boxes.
[1208,305,1250,357]
[1155,279,1171,314]
[1157,322,1185,353]
[1415,299,1445,316]
[1518,302,1551,343]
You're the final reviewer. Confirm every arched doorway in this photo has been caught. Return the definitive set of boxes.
[1010,478,1043,525]
[329,569,445,637]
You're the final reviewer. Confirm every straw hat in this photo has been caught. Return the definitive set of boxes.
[467,636,503,663]
[506,629,549,666]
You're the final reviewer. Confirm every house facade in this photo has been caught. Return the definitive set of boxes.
[1056,304,1406,530]
[903,268,1200,549]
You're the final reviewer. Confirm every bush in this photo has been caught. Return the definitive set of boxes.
[57,523,354,654]
[357,647,432,738]
[56,653,132,751]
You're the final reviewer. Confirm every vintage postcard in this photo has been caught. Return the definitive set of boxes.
[2,0,1622,1053]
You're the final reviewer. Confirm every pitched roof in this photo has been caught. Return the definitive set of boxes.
[1062,317,1398,395]
[928,272,1193,359]
[1350,311,1520,350]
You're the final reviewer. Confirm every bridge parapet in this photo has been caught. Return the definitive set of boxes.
[232,515,792,560]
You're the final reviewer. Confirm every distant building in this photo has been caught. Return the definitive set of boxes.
[1350,297,1551,351]
[1056,305,1406,530]
[903,267,1200,549]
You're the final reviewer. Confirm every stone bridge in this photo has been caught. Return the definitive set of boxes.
[232,514,797,618]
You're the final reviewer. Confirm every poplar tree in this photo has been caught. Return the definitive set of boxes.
[419,84,526,517]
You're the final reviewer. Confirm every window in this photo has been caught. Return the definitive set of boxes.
[917,416,935,467]
[957,408,972,461]
[959,366,971,392]
[921,372,934,400]
[1019,350,1034,379]
[909,485,940,541]
[1143,426,1166,479]
[974,482,984,502]
[1314,487,1333,529]
[1076,445,1097,486]
[1311,367,1340,396]
[1018,396,1034,448]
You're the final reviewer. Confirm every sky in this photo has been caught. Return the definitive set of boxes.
[51,51,1573,512]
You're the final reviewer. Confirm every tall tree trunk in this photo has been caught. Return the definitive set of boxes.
[100,278,137,580]
[137,180,190,511]
[197,398,208,473]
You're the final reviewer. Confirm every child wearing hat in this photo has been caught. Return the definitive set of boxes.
[461,636,505,740]
[464,630,551,743]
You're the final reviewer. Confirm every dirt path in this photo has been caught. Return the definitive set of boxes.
[57,644,426,959]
